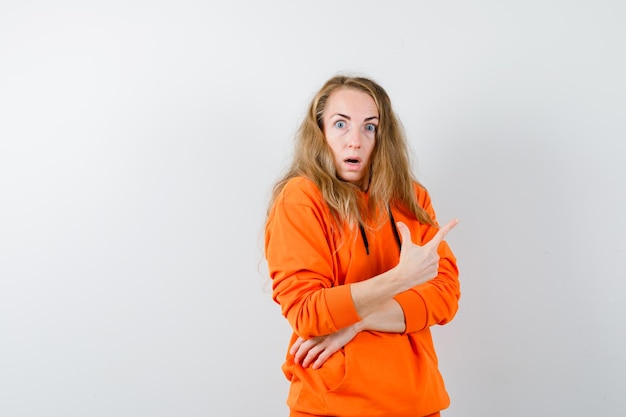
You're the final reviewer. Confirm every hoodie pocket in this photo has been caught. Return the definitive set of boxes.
[324,332,425,410]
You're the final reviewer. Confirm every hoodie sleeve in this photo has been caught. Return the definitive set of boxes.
[393,186,461,334]
[264,179,361,339]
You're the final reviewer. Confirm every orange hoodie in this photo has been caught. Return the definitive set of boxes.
[265,177,460,417]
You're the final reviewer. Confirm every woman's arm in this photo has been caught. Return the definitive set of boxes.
[291,299,405,369]
[358,298,406,333]
[350,219,458,319]
[290,220,459,370]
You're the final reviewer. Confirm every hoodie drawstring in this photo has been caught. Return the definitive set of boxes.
[359,206,402,256]
[358,223,370,255]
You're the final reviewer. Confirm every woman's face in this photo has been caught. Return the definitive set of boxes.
[322,88,379,191]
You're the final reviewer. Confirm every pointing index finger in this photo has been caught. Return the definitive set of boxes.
[430,218,459,246]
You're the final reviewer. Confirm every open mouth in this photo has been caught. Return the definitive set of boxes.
[345,158,360,164]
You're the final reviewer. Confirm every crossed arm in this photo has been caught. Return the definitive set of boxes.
[291,219,458,369]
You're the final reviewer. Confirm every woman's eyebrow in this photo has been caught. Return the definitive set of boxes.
[331,114,379,121]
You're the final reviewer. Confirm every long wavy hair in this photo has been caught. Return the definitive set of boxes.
[268,74,435,229]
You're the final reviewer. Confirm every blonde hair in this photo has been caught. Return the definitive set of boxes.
[268,74,434,228]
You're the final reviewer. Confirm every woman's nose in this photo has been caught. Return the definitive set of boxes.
[348,129,362,148]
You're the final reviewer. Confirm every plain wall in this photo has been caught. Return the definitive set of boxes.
[1,1,624,416]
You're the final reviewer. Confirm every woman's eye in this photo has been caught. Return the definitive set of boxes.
[334,121,346,129]
[365,123,377,132]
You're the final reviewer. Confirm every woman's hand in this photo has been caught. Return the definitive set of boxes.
[290,324,360,370]
[394,219,459,291]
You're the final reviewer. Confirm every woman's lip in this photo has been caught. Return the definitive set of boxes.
[343,160,362,170]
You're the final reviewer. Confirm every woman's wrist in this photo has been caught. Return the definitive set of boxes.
[353,318,368,333]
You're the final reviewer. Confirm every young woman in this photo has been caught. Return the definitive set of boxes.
[264,75,460,417]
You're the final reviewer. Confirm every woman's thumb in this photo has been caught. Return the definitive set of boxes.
[396,222,412,247]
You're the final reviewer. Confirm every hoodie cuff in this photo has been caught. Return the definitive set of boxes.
[394,290,428,334]
[325,284,362,331]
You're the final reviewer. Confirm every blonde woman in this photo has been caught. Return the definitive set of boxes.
[265,75,460,417]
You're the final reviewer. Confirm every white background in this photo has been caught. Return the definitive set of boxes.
[1,1,625,416]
